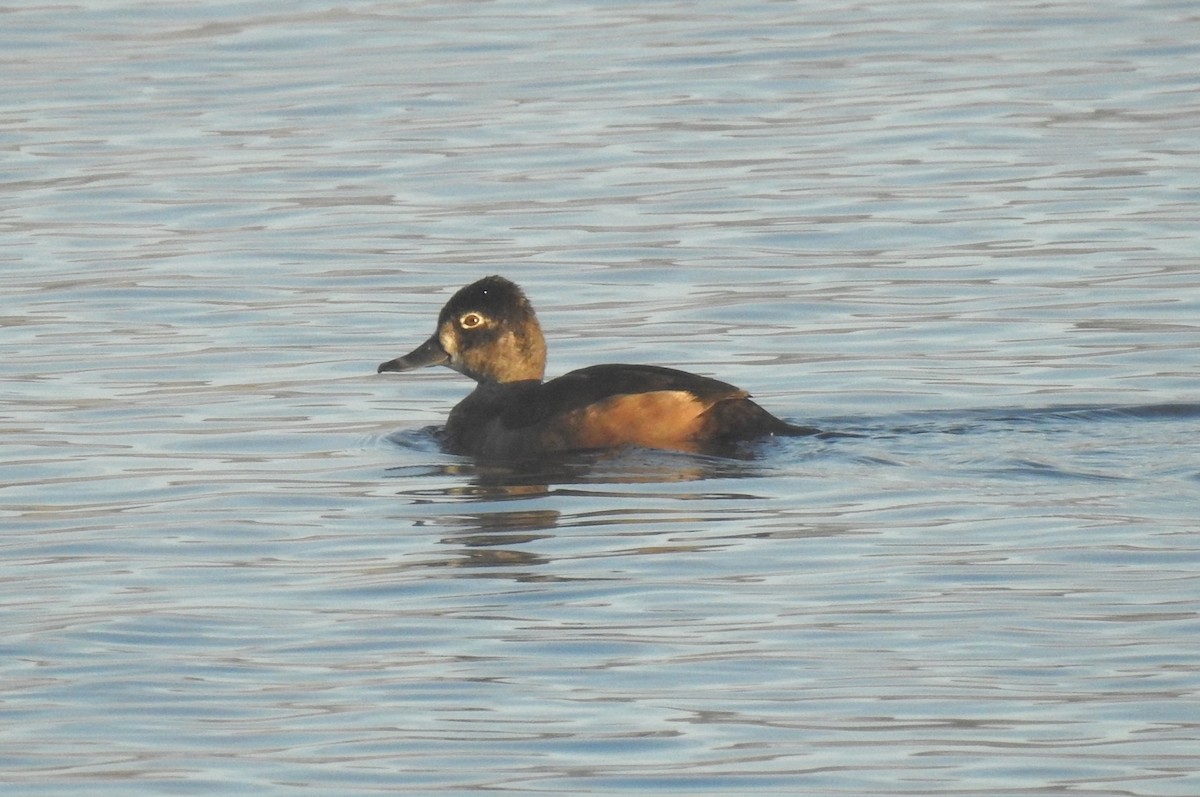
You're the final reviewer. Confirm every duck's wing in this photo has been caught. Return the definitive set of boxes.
[501,364,815,445]
[499,364,741,426]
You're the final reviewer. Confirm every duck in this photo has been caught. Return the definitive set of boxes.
[377,276,816,459]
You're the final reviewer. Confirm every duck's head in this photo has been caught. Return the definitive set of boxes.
[378,275,547,383]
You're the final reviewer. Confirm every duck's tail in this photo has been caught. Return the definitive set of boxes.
[703,397,821,441]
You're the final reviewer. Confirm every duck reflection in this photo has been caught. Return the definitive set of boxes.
[382,444,786,576]
[407,507,560,576]
[385,435,776,493]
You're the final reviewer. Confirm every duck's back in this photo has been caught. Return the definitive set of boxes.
[445,364,814,459]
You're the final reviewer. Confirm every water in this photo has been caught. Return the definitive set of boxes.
[3,1,1199,794]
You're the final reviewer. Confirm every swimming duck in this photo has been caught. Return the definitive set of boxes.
[378,276,815,459]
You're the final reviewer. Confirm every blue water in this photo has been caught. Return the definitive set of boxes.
[3,1,1198,795]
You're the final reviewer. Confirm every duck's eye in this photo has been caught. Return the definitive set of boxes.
[459,312,485,330]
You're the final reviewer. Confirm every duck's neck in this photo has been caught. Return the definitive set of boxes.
[489,327,547,382]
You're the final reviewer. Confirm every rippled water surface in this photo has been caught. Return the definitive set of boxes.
[3,1,1199,794]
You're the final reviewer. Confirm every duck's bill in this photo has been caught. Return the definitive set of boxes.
[378,335,450,373]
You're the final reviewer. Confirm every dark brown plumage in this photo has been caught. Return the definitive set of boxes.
[378,276,815,459]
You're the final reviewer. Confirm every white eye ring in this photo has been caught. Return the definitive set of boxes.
[459,312,485,329]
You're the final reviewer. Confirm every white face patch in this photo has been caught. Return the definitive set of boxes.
[439,325,463,370]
